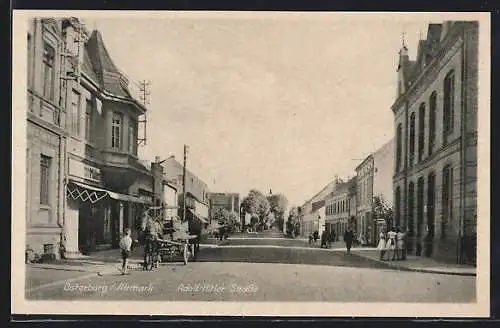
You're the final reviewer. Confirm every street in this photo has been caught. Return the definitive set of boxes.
[26,242,476,302]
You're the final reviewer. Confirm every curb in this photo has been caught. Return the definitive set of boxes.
[350,253,476,277]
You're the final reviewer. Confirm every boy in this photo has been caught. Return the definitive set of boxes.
[119,228,133,275]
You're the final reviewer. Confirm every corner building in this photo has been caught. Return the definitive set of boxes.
[392,22,478,264]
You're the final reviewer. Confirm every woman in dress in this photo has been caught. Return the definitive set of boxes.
[377,231,386,260]
[396,226,405,260]
[385,227,397,261]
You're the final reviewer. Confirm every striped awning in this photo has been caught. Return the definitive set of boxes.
[66,180,152,205]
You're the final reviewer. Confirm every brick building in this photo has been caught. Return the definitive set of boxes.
[392,21,478,264]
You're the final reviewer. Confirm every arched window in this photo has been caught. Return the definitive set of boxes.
[418,103,425,162]
[441,165,454,239]
[396,124,402,173]
[428,92,437,155]
[443,70,455,138]
[395,186,401,228]
[409,113,416,166]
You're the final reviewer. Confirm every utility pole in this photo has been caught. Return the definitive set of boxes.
[138,80,150,146]
[182,144,189,222]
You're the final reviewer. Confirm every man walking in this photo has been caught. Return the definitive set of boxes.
[343,227,355,253]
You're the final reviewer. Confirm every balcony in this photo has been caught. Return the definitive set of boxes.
[27,90,61,127]
[99,148,150,191]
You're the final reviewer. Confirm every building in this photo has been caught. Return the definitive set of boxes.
[163,156,209,225]
[61,19,153,255]
[208,192,240,214]
[26,18,69,259]
[325,178,356,241]
[392,21,478,264]
[355,139,394,246]
[299,179,339,237]
[163,180,179,221]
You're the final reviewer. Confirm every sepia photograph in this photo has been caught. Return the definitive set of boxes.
[11,10,490,317]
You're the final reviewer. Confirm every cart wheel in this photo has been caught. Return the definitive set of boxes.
[145,253,154,271]
[183,243,189,265]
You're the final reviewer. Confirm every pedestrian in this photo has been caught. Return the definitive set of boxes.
[313,230,319,243]
[396,226,405,260]
[321,230,327,248]
[119,228,133,275]
[385,227,397,261]
[377,231,386,260]
[343,227,355,253]
[329,230,335,248]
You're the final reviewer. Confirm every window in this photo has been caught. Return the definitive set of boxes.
[111,112,123,149]
[418,103,425,162]
[442,165,454,239]
[42,43,55,100]
[408,182,415,238]
[409,113,416,166]
[428,92,437,155]
[396,124,402,173]
[395,187,401,227]
[27,33,33,89]
[85,99,93,142]
[40,155,51,206]
[69,90,80,136]
[128,121,136,154]
[443,70,455,135]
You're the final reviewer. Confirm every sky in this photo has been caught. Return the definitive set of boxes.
[80,12,432,206]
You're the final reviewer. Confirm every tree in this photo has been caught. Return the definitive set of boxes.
[241,189,270,228]
[210,207,240,235]
[373,194,393,228]
[267,194,289,231]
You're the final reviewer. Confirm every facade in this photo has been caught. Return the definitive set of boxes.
[163,180,179,221]
[61,19,152,255]
[26,18,68,259]
[355,139,394,246]
[325,179,356,240]
[163,156,210,224]
[392,22,478,264]
[208,192,240,214]
[355,156,375,245]
[299,179,339,236]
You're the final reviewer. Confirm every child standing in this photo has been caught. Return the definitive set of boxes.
[119,228,133,275]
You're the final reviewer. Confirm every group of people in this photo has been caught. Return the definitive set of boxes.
[377,226,406,261]
[118,210,202,275]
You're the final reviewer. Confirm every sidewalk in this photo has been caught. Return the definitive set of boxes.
[351,249,476,276]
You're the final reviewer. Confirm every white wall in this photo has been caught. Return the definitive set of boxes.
[373,138,395,206]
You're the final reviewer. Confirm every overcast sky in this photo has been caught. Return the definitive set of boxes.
[80,12,433,206]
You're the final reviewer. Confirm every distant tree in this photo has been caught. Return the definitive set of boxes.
[267,194,289,231]
[373,195,393,228]
[241,189,270,226]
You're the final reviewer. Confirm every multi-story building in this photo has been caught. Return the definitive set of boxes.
[325,182,350,240]
[299,179,339,237]
[325,179,356,240]
[163,156,210,225]
[61,19,153,255]
[355,139,394,246]
[392,21,478,264]
[26,18,69,259]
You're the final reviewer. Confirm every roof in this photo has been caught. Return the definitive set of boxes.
[84,30,133,100]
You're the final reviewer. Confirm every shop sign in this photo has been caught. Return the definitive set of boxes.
[84,165,101,182]
[69,158,101,183]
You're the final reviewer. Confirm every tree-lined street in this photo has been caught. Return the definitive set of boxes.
[26,232,475,302]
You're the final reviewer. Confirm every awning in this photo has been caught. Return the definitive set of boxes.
[187,208,208,224]
[67,180,152,205]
